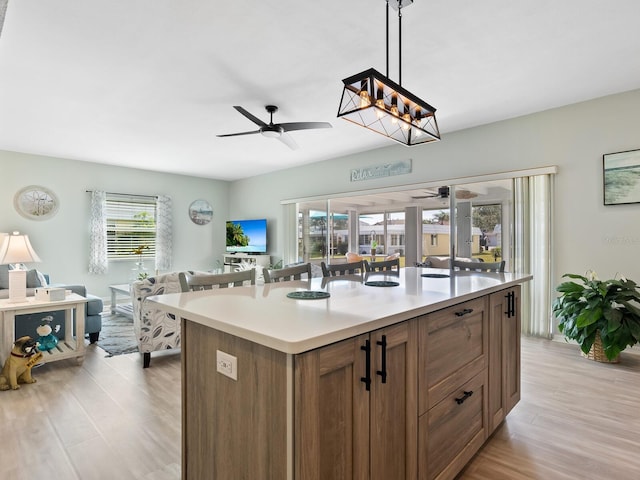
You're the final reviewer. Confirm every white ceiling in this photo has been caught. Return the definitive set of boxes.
[1,0,639,182]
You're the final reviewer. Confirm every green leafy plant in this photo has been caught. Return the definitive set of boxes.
[552,271,640,361]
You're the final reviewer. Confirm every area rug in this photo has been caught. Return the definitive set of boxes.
[97,313,138,357]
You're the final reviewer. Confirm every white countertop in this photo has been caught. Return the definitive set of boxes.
[147,267,532,354]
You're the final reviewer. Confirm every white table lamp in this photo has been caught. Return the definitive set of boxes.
[0,231,42,303]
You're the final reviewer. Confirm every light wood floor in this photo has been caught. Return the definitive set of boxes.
[1,338,638,480]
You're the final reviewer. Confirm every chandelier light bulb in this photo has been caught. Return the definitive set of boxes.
[359,90,371,108]
[375,86,385,118]
[390,95,399,123]
[375,99,386,118]
[401,113,411,130]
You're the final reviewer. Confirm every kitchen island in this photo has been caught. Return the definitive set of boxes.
[148,267,532,480]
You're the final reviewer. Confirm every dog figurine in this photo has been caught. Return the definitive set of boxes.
[0,336,43,391]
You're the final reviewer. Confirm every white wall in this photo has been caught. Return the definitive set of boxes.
[1,151,229,299]
[3,88,639,303]
[230,88,640,285]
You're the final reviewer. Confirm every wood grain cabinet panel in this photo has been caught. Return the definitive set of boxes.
[180,285,521,479]
[488,285,521,433]
[419,296,488,414]
[295,320,418,480]
[182,320,288,480]
[419,371,488,480]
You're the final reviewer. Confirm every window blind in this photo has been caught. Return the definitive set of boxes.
[106,196,157,260]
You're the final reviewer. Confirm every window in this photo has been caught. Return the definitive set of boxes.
[106,195,157,260]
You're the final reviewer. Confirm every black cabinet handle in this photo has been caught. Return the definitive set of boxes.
[505,291,515,317]
[454,308,474,317]
[511,291,516,317]
[360,340,371,391]
[376,335,387,384]
[504,291,511,316]
[455,390,474,405]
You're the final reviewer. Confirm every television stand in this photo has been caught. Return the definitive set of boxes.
[223,253,271,273]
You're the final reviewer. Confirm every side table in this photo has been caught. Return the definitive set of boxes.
[0,293,88,365]
[109,283,133,318]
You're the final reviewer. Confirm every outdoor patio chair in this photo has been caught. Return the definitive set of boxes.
[452,259,505,272]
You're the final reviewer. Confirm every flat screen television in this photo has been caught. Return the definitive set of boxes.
[226,218,267,254]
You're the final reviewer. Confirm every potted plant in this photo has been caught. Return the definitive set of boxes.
[370,240,378,260]
[552,271,640,362]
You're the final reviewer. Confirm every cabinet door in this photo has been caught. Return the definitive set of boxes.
[370,320,418,480]
[488,286,521,433]
[295,333,370,480]
[504,285,521,414]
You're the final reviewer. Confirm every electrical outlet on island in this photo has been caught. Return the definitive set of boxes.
[216,350,237,380]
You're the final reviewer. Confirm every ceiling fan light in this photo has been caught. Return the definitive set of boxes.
[261,129,281,138]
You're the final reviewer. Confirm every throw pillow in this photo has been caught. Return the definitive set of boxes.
[0,264,8,289]
[26,269,44,288]
[36,270,48,287]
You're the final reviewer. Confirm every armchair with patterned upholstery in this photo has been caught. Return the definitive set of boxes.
[131,272,182,368]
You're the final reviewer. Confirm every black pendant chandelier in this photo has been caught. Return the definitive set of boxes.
[337,0,440,146]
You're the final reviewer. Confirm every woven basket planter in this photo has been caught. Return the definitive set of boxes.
[581,331,620,363]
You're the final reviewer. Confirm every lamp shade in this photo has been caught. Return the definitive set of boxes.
[0,231,42,265]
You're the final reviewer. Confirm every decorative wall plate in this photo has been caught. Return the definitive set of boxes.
[188,199,213,225]
[14,185,59,220]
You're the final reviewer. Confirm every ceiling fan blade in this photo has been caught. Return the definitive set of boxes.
[279,122,332,133]
[278,133,299,150]
[216,130,261,137]
[233,106,267,127]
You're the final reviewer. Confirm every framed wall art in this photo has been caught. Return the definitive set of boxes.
[603,149,640,205]
[14,185,60,220]
[188,199,213,225]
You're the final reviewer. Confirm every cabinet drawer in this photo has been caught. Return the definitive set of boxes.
[419,296,488,411]
[419,370,488,480]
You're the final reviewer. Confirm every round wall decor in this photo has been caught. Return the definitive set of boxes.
[188,199,213,225]
[14,185,60,220]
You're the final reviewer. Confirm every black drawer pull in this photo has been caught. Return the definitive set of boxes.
[454,308,474,317]
[361,340,371,391]
[455,390,474,405]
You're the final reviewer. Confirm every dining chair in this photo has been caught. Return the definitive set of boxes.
[321,260,364,277]
[452,259,505,273]
[263,263,312,283]
[364,257,400,273]
[179,269,256,292]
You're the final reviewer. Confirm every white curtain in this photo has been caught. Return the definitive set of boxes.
[88,190,108,274]
[0,0,8,38]
[514,174,554,338]
[155,195,173,271]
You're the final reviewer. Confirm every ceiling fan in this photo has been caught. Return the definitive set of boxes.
[412,186,479,200]
[217,105,332,150]
[412,186,451,200]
